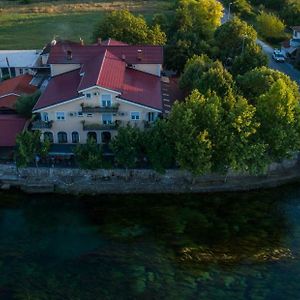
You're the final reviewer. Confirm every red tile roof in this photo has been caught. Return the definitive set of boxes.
[33,70,81,111]
[48,40,163,65]
[100,39,129,46]
[0,114,27,147]
[0,75,37,110]
[0,75,36,98]
[0,95,18,110]
[120,68,162,110]
[34,40,163,111]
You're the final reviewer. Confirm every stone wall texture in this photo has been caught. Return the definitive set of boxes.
[0,156,299,194]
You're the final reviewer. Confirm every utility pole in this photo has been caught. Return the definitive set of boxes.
[6,57,12,78]
[228,2,233,21]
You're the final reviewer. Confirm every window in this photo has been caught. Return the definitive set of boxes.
[148,112,156,122]
[78,112,83,117]
[42,112,49,122]
[87,113,93,117]
[131,112,140,120]
[44,132,53,143]
[101,94,112,107]
[10,68,16,77]
[86,93,91,99]
[72,131,79,143]
[56,112,65,121]
[57,132,68,143]
[102,114,113,124]
[19,68,23,75]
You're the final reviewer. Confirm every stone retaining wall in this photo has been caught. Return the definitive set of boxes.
[0,156,299,194]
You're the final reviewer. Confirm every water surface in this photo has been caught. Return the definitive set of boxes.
[1,186,300,299]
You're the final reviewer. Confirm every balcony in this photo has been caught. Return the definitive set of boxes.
[82,120,121,131]
[81,104,119,113]
[32,120,53,129]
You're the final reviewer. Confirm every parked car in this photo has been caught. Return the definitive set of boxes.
[272,49,285,63]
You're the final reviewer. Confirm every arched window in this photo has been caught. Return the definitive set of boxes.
[101,131,111,144]
[72,131,79,143]
[44,132,53,143]
[57,132,68,144]
[87,132,97,142]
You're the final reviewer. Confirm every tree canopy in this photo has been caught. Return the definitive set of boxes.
[93,10,166,45]
[214,17,257,61]
[16,90,41,118]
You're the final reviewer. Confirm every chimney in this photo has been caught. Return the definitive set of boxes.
[66,50,72,60]
[121,54,126,61]
[97,38,102,45]
[137,49,143,61]
[79,37,84,46]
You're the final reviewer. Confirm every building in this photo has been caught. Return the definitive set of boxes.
[0,50,43,79]
[32,39,163,146]
[281,26,300,59]
[0,75,37,157]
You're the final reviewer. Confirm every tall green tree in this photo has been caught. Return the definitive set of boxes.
[74,138,103,170]
[256,11,286,42]
[168,90,266,174]
[180,56,235,97]
[110,125,142,169]
[16,131,50,167]
[15,90,41,118]
[255,79,300,161]
[165,0,223,72]
[214,17,257,61]
[144,119,175,173]
[93,10,166,45]
[237,66,299,102]
[231,42,268,76]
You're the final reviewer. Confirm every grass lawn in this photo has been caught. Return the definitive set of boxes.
[0,1,173,49]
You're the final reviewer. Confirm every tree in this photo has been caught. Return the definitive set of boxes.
[196,61,235,97]
[282,0,300,26]
[231,42,268,76]
[223,0,253,17]
[256,12,286,42]
[214,17,257,61]
[180,54,213,92]
[180,56,235,97]
[255,79,300,161]
[74,138,103,170]
[168,90,266,174]
[92,10,166,45]
[16,131,50,167]
[165,0,223,72]
[168,92,213,175]
[237,66,299,102]
[144,119,175,173]
[15,90,41,118]
[110,125,142,169]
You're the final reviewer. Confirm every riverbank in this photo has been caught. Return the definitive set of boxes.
[0,157,299,194]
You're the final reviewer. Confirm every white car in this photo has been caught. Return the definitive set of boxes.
[272,50,285,63]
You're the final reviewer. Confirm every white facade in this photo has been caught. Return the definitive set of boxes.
[33,86,160,144]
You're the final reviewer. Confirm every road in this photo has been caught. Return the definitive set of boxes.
[257,40,300,84]
[220,3,300,84]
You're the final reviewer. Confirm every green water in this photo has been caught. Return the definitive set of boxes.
[1,186,300,299]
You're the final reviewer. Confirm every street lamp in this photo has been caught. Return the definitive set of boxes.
[228,2,233,21]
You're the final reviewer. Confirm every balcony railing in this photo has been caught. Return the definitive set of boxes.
[82,121,120,131]
[32,120,53,129]
[81,104,119,113]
